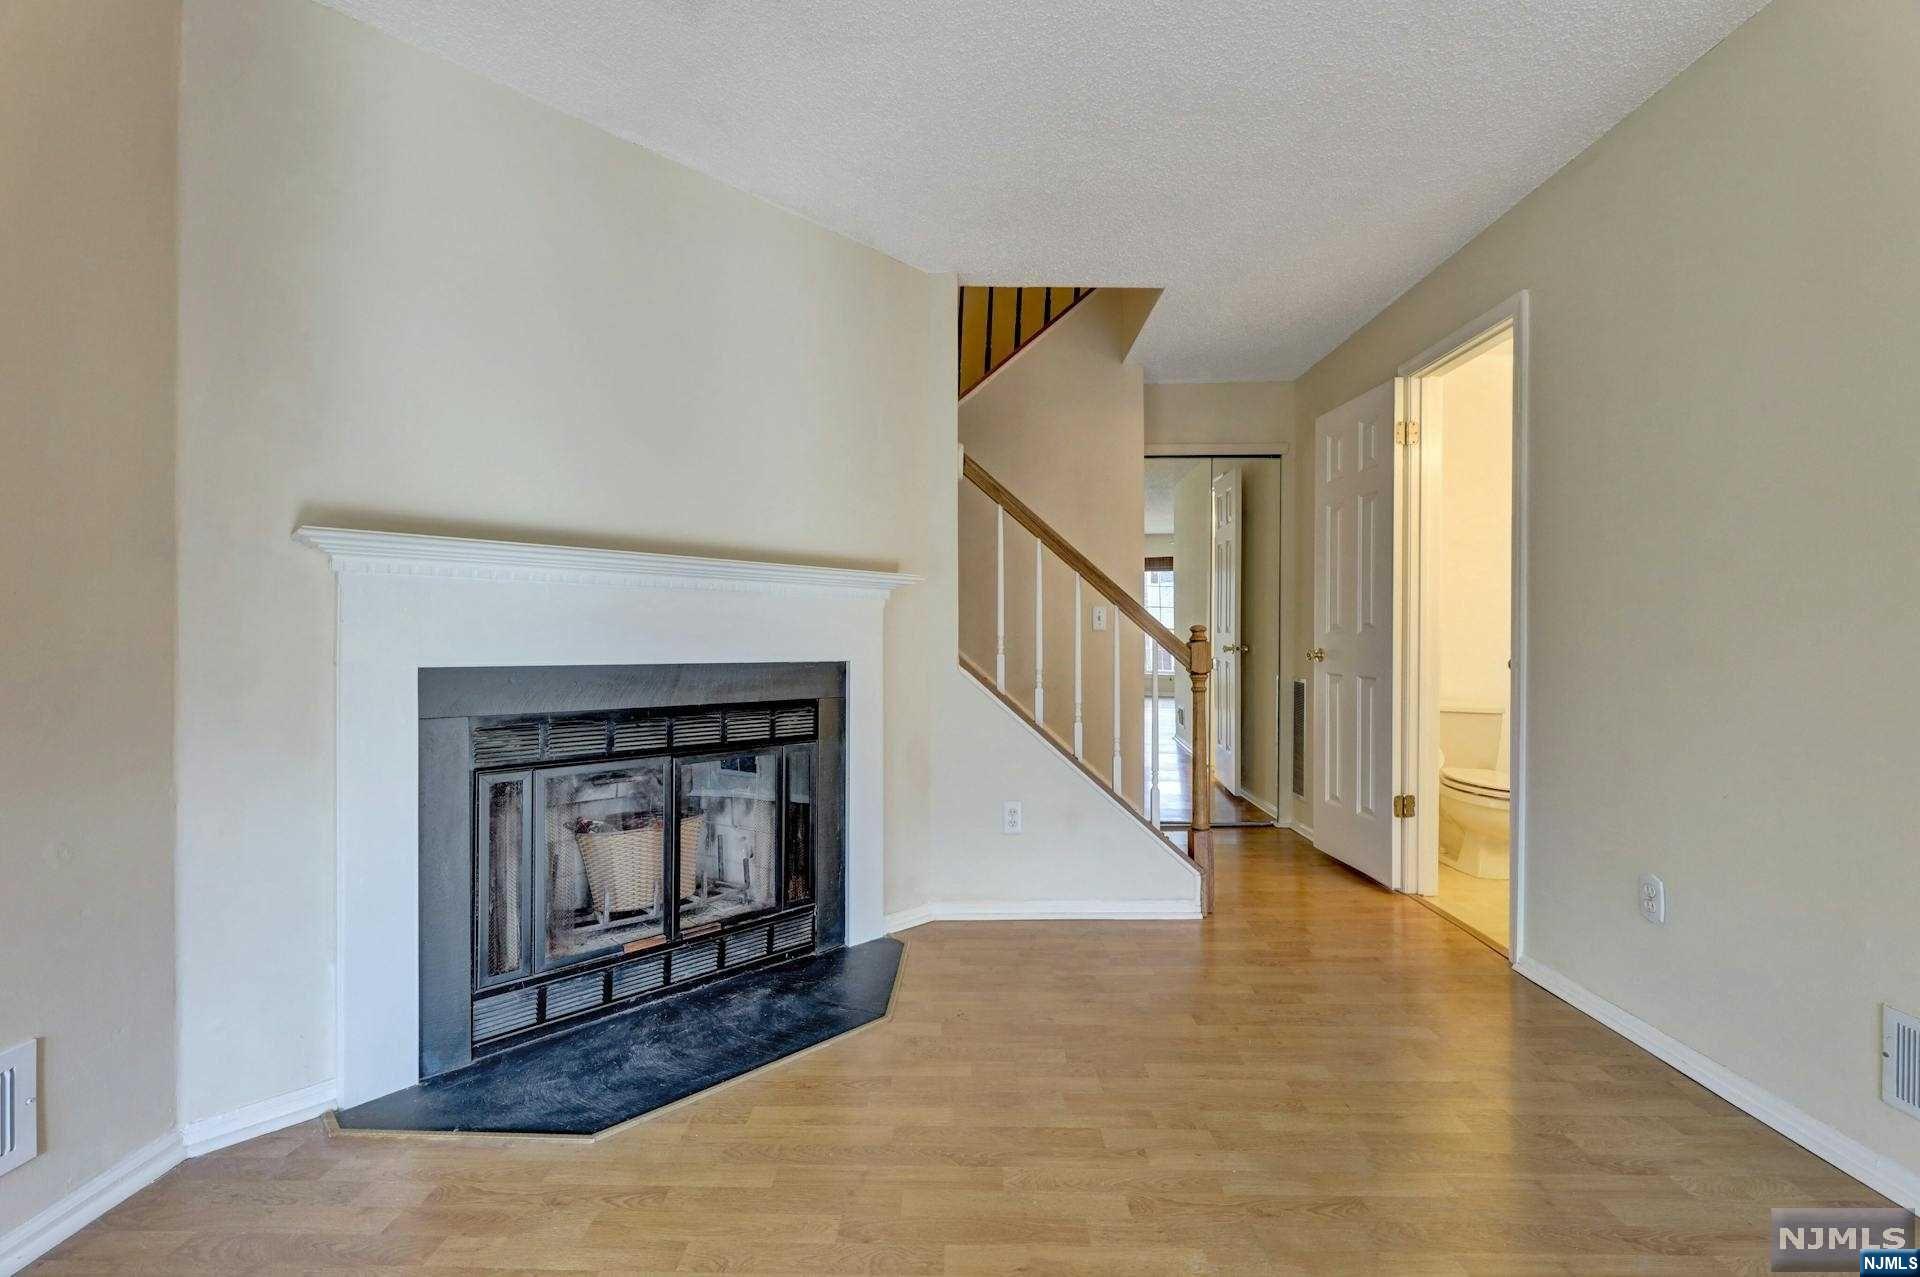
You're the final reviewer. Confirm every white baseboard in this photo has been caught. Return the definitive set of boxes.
[0,1079,339,1275]
[1285,819,1316,845]
[180,1080,337,1157]
[887,899,1202,932]
[1234,790,1280,821]
[1514,957,1920,1211]
[884,904,936,932]
[0,1131,182,1276]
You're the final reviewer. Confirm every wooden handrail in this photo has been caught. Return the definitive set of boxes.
[962,454,1191,669]
[957,449,1214,910]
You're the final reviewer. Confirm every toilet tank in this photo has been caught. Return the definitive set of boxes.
[1440,706,1506,772]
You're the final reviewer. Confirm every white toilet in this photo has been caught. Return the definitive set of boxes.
[1438,710,1510,879]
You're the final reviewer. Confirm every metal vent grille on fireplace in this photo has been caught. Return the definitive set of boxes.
[612,716,669,754]
[773,913,813,952]
[723,926,773,967]
[611,953,666,999]
[472,988,538,1042]
[546,970,606,1019]
[725,709,773,742]
[773,705,815,738]
[672,713,723,748]
[672,938,720,982]
[547,716,610,759]
[473,721,542,767]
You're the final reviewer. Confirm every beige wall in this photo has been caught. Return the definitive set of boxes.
[1295,0,1920,1178]
[1435,336,1513,713]
[0,0,180,1235]
[958,289,1157,803]
[1144,381,1295,451]
[175,0,949,1123]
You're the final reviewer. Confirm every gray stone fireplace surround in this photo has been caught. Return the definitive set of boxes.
[417,661,846,1081]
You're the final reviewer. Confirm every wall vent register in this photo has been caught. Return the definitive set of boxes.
[1886,1004,1920,1122]
[1290,679,1308,799]
[0,1038,37,1178]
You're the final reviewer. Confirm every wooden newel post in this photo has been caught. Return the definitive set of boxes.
[1186,624,1214,916]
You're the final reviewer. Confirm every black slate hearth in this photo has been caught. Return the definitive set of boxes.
[334,937,901,1136]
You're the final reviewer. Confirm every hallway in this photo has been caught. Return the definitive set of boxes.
[1145,698,1273,828]
[36,830,1888,1274]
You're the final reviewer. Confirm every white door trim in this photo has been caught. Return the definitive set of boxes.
[1396,290,1531,962]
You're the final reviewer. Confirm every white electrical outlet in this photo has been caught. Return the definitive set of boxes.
[1638,873,1666,925]
[0,1038,39,1178]
[1002,800,1023,834]
[1091,605,1108,632]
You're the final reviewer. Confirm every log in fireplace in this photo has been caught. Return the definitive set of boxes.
[417,663,845,1080]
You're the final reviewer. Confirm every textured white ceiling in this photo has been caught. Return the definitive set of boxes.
[314,0,1763,381]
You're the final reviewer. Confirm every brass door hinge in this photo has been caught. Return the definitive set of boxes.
[1393,793,1416,818]
[1395,421,1419,445]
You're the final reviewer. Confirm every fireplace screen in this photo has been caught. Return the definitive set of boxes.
[469,700,822,1017]
[538,760,669,968]
[677,751,780,932]
[478,775,528,982]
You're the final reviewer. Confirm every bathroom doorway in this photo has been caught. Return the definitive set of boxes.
[1142,452,1288,830]
[1399,297,1526,956]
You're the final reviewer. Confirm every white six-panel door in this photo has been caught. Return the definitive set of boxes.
[1312,383,1397,886]
[1210,465,1243,797]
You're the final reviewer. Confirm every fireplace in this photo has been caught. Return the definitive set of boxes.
[418,663,845,1080]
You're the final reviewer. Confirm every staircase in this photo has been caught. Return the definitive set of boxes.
[957,285,1096,398]
[956,451,1216,914]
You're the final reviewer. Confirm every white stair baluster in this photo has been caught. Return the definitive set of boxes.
[1111,614,1123,789]
[1148,636,1161,823]
[1033,541,1044,720]
[994,507,1006,689]
[1072,576,1084,758]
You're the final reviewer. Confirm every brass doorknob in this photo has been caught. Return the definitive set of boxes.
[1306,647,1327,662]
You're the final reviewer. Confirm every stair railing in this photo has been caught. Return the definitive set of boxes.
[961,453,1213,910]
[958,286,1095,399]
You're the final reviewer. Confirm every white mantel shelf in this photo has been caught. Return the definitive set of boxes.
[293,526,921,598]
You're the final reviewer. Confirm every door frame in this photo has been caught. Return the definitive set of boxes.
[1143,442,1291,828]
[1395,291,1530,961]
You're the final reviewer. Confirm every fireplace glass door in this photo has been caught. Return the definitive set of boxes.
[676,749,781,932]
[784,743,814,906]
[475,772,531,987]
[534,759,669,969]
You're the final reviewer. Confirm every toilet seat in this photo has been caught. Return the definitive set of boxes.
[1440,766,1509,800]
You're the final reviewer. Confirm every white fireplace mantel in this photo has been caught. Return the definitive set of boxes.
[296,526,919,1108]
[293,526,922,597]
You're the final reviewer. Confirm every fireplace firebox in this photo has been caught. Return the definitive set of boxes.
[418,664,845,1080]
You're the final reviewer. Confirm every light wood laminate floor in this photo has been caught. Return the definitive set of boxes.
[1426,862,1512,954]
[1147,700,1274,828]
[36,829,1886,1274]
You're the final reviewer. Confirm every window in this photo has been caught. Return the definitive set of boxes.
[1143,569,1177,674]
